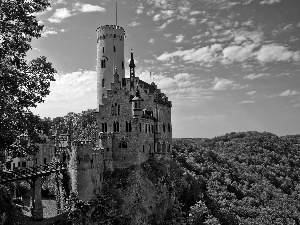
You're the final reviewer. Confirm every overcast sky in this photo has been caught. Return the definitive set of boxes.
[29,0,300,138]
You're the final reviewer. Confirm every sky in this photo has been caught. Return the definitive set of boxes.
[28,0,300,138]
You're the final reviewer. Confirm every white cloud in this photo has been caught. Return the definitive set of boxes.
[212,77,234,91]
[136,4,144,14]
[222,43,257,63]
[156,19,173,30]
[174,34,184,43]
[32,71,97,117]
[189,18,197,25]
[244,73,269,80]
[247,91,256,95]
[149,39,155,44]
[48,8,72,23]
[279,90,300,97]
[240,100,254,104]
[157,44,222,64]
[189,11,201,15]
[255,45,300,63]
[164,33,172,38]
[73,3,106,13]
[260,0,280,5]
[128,21,141,27]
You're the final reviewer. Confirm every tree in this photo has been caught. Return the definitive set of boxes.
[0,0,56,162]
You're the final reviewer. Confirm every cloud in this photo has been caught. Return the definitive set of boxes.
[189,11,201,15]
[189,18,197,25]
[156,19,174,30]
[164,33,172,38]
[128,21,141,27]
[136,4,144,14]
[136,71,211,100]
[240,100,255,104]
[74,3,106,13]
[247,91,256,95]
[222,43,257,62]
[50,0,67,5]
[41,28,58,37]
[244,73,269,80]
[48,8,72,23]
[260,0,280,5]
[157,44,222,64]
[149,39,155,44]
[255,45,300,63]
[279,90,300,97]
[32,71,97,117]
[174,34,184,43]
[212,77,234,91]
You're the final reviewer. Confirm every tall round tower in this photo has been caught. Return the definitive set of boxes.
[96,25,125,107]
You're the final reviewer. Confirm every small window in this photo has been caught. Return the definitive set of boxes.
[102,78,105,87]
[18,162,20,167]
[44,158,46,164]
[114,46,116,52]
[114,34,116,38]
[140,123,142,132]
[103,35,105,39]
[143,145,145,153]
[102,47,104,53]
[122,61,124,69]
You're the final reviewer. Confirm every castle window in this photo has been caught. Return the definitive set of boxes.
[103,34,105,39]
[102,79,105,87]
[140,123,142,132]
[168,124,171,133]
[118,105,120,115]
[44,158,46,164]
[102,47,104,53]
[122,141,127,148]
[111,104,114,115]
[157,142,161,153]
[126,121,132,132]
[114,34,116,39]
[145,124,147,133]
[163,123,165,133]
[122,61,124,69]
[143,145,145,153]
[101,59,106,68]
[107,148,109,152]
[113,121,119,132]
[114,46,116,52]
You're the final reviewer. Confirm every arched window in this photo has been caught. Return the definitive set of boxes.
[163,123,165,133]
[118,105,120,115]
[102,78,105,87]
[102,47,104,53]
[101,59,106,68]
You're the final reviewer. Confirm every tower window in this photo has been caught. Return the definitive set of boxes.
[122,61,124,69]
[114,34,116,39]
[114,46,116,52]
[102,78,105,87]
[101,59,106,68]
[102,47,104,53]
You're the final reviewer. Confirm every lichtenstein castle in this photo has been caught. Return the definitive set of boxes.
[73,25,172,201]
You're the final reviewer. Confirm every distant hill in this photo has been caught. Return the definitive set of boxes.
[171,131,300,225]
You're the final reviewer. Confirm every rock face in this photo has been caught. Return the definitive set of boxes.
[102,156,174,225]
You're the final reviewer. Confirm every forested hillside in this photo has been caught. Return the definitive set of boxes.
[171,132,300,225]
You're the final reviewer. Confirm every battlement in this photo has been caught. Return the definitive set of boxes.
[96,25,125,36]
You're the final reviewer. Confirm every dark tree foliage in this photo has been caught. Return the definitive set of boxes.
[0,0,56,161]
[172,132,300,225]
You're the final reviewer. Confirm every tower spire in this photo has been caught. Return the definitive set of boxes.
[129,49,136,91]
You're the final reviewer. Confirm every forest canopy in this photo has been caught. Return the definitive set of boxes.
[171,131,300,225]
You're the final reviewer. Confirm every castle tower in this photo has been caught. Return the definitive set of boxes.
[96,25,125,108]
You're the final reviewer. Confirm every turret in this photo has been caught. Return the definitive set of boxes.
[131,85,143,117]
[96,25,125,108]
